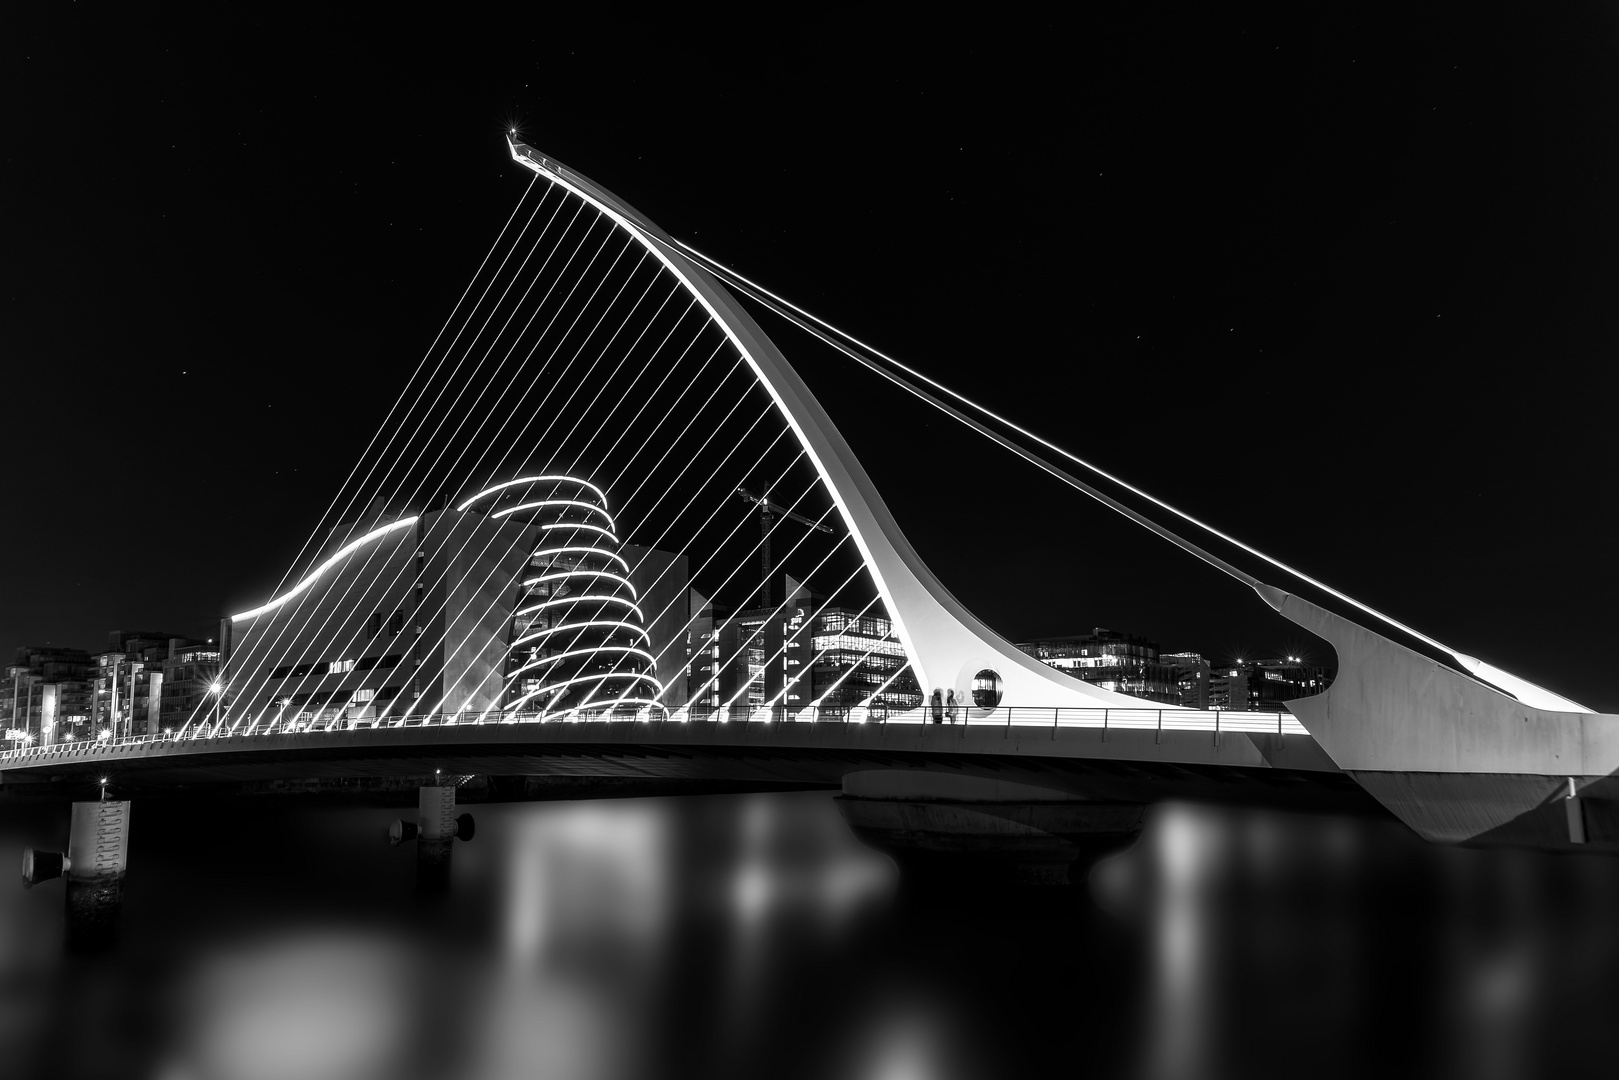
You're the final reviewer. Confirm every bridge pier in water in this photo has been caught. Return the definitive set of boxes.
[389,783,475,894]
[22,799,132,950]
[834,771,1146,886]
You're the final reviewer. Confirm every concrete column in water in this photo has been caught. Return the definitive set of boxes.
[389,783,474,894]
[416,784,457,893]
[64,800,131,949]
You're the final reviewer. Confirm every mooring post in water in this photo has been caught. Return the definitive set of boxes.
[22,797,131,950]
[387,778,474,894]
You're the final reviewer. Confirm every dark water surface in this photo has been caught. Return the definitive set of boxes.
[4,792,1619,1079]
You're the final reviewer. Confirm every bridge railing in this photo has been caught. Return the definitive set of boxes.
[0,705,1308,762]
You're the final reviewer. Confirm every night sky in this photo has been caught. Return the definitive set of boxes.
[7,7,1619,708]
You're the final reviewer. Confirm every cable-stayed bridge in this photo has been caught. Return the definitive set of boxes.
[7,136,1618,883]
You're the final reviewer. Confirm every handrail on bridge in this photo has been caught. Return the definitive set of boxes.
[0,706,1307,761]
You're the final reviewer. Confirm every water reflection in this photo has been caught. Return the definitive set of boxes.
[6,792,1619,1077]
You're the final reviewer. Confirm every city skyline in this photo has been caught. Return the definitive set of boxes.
[7,9,1619,710]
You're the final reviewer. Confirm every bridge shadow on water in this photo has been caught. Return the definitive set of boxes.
[3,791,1619,1079]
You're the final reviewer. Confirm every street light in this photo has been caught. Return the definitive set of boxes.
[209,680,224,736]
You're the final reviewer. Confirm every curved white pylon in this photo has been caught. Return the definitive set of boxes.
[508,139,1154,709]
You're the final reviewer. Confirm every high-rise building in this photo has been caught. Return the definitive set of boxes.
[92,630,178,738]
[683,575,920,715]
[2,646,94,746]
[159,638,222,733]
[1209,657,1332,711]
[1162,651,1211,709]
[804,603,918,713]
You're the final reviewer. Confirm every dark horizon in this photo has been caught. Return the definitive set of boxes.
[7,7,1619,708]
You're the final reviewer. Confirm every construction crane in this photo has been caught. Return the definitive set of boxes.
[735,487,832,606]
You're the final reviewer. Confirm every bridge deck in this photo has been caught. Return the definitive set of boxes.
[0,712,1376,815]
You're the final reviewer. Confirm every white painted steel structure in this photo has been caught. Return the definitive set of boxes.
[504,137,1156,715]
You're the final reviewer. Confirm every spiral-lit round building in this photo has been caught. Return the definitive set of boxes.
[456,475,662,717]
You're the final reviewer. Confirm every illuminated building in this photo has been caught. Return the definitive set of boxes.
[1016,630,1211,708]
[1161,651,1211,709]
[684,575,921,714]
[1209,657,1333,712]
[221,475,662,728]
[804,603,919,712]
[473,477,661,717]
[2,647,94,745]
[158,639,221,732]
[91,631,178,738]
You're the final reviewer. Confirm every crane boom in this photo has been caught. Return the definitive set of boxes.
[735,487,833,606]
[734,487,833,533]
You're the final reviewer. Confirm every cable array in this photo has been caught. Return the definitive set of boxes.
[205,155,913,736]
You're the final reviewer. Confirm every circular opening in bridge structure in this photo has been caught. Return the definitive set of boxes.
[971,670,1003,709]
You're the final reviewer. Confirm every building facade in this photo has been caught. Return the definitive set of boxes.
[91,631,180,739]
[159,639,222,733]
[2,646,94,746]
[683,575,921,715]
[220,475,664,729]
[1015,629,1208,707]
[1209,657,1333,712]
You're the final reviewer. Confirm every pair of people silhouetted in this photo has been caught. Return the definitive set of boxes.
[929,688,960,724]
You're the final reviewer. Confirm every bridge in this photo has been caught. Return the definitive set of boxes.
[9,136,1619,934]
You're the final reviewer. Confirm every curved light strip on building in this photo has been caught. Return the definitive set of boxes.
[489,472,656,720]
[457,475,608,512]
[231,517,419,623]
[518,570,637,600]
[507,645,658,681]
[529,546,630,572]
[492,499,616,528]
[510,620,651,650]
[536,671,662,702]
[535,521,620,543]
[522,594,645,621]
[504,672,662,716]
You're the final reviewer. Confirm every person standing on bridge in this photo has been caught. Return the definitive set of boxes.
[945,688,958,724]
[930,688,944,724]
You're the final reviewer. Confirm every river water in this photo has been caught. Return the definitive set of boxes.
[2,791,1618,1079]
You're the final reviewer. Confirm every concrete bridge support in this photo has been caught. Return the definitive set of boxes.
[834,771,1146,885]
[21,800,132,950]
[389,783,474,894]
